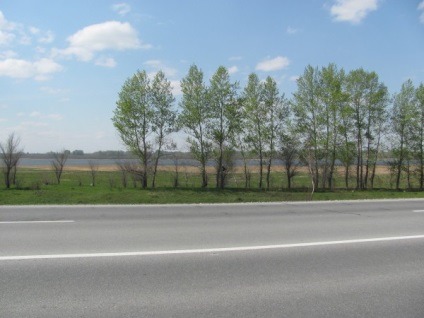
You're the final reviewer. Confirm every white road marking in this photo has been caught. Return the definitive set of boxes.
[412,210,424,213]
[0,220,75,224]
[1,234,424,261]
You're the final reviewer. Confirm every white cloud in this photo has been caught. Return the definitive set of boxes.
[55,21,146,62]
[21,111,63,120]
[1,11,55,47]
[144,60,178,77]
[286,26,299,35]
[170,80,182,96]
[0,30,15,45]
[0,50,17,59]
[29,27,40,35]
[289,75,300,82]
[419,1,424,23]
[95,56,117,68]
[0,58,62,80]
[256,56,290,72]
[0,11,16,45]
[330,0,379,24]
[39,30,54,44]
[228,66,238,74]
[112,3,131,16]
[19,121,49,128]
[40,86,69,95]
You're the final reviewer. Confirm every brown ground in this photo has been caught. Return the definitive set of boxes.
[20,164,392,175]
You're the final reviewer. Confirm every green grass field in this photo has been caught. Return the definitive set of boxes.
[1,167,423,205]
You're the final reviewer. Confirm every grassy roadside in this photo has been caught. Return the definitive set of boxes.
[1,168,424,205]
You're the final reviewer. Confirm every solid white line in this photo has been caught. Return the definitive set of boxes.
[1,234,424,261]
[412,210,424,213]
[0,220,75,224]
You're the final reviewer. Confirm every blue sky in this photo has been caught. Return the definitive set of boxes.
[1,0,423,153]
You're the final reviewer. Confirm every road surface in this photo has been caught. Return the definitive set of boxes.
[1,200,424,317]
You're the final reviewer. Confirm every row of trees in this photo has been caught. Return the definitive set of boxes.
[112,63,424,191]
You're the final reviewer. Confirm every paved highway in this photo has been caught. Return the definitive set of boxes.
[1,200,424,317]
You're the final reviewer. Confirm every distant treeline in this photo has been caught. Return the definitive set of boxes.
[22,150,194,160]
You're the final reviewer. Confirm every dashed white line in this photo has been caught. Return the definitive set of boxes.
[412,210,424,213]
[0,220,75,224]
[1,234,424,261]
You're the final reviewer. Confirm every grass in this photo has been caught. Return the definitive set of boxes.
[1,168,424,205]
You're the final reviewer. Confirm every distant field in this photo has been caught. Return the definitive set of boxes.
[1,164,423,205]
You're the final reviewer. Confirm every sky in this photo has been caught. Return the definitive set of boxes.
[0,0,423,153]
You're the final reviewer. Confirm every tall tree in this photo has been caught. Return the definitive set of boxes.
[414,83,424,190]
[338,90,356,190]
[0,133,23,189]
[112,70,153,189]
[292,65,323,189]
[242,73,266,189]
[346,69,389,189]
[179,64,211,188]
[368,83,389,189]
[208,66,240,189]
[319,64,347,189]
[391,80,416,190]
[150,70,176,188]
[346,69,366,189]
[262,76,287,190]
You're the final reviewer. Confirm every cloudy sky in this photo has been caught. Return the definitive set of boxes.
[1,0,423,153]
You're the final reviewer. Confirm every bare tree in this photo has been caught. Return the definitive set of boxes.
[51,150,69,185]
[115,160,145,188]
[279,133,300,190]
[88,160,99,186]
[0,133,23,188]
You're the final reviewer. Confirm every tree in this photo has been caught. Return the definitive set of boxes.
[279,130,300,190]
[51,150,69,185]
[242,73,266,189]
[345,69,389,190]
[391,80,416,190]
[319,64,347,189]
[72,150,84,156]
[150,70,176,188]
[292,65,323,189]
[0,133,23,188]
[234,114,252,189]
[414,83,424,190]
[112,70,153,189]
[346,69,368,189]
[368,83,389,189]
[208,66,240,189]
[339,93,356,189]
[88,160,99,187]
[262,76,287,190]
[179,64,211,188]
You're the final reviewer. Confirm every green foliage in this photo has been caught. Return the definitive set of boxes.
[112,70,177,189]
[179,64,212,188]
[108,62,423,194]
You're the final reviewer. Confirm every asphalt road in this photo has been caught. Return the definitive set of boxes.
[1,200,424,317]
